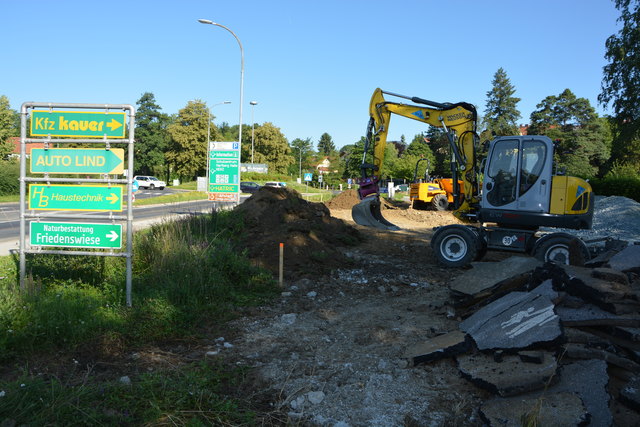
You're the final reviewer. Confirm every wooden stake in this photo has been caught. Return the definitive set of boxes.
[279,242,284,288]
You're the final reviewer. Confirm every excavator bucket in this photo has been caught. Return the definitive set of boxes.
[351,196,400,230]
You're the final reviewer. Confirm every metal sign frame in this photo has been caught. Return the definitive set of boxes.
[19,102,136,306]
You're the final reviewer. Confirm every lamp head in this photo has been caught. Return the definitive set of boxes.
[198,19,213,24]
[250,101,258,106]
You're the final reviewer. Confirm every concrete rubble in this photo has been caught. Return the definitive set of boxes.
[404,243,640,426]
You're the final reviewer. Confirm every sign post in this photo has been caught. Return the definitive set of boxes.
[208,141,240,202]
[30,148,124,175]
[19,102,136,306]
[30,110,126,138]
[28,184,123,211]
[30,222,122,249]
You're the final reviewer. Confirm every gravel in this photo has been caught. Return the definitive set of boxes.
[544,195,640,243]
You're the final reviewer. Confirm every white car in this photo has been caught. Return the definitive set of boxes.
[134,175,166,190]
[264,181,285,188]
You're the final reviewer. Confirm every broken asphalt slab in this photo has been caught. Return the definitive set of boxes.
[561,265,639,314]
[402,330,471,366]
[456,352,558,397]
[607,244,640,272]
[460,291,562,351]
[619,375,640,411]
[475,358,611,426]
[550,359,612,427]
[479,392,589,426]
[449,256,541,297]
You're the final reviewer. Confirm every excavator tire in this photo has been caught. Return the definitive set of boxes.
[431,194,449,211]
[431,224,479,267]
[532,232,590,265]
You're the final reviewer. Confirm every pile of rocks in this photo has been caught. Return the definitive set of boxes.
[404,244,640,425]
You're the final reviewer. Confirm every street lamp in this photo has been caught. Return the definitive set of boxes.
[250,101,258,163]
[206,101,231,188]
[198,19,244,148]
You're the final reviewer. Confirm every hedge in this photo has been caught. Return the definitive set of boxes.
[590,177,640,202]
[0,161,19,196]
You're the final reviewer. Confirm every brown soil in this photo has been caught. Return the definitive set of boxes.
[236,187,363,279]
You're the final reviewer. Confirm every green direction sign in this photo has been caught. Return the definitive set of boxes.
[30,148,125,174]
[208,142,240,201]
[28,184,123,211]
[30,222,122,249]
[30,110,126,138]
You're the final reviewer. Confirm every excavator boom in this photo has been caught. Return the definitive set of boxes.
[353,88,480,229]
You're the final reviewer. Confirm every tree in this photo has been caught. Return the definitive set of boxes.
[529,89,611,178]
[289,137,314,176]
[317,132,336,156]
[424,126,453,177]
[393,134,437,181]
[134,92,171,177]
[339,137,366,179]
[252,122,292,173]
[483,68,521,136]
[166,100,213,181]
[599,0,640,166]
[0,95,19,157]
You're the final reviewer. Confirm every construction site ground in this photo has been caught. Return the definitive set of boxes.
[7,188,639,426]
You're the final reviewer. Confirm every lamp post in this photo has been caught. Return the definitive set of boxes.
[205,101,231,189]
[298,146,302,182]
[250,101,258,163]
[198,19,244,148]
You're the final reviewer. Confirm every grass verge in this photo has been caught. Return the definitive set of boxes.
[0,209,280,425]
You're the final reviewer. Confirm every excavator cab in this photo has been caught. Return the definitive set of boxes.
[478,135,593,230]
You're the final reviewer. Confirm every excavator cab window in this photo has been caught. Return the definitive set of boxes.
[486,139,518,206]
[519,140,546,196]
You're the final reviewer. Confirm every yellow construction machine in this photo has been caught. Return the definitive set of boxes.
[353,88,594,267]
[409,158,462,211]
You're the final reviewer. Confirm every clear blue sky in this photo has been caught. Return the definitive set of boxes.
[2,0,621,149]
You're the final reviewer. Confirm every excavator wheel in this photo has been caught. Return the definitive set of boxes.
[532,233,590,265]
[431,194,449,211]
[431,225,479,267]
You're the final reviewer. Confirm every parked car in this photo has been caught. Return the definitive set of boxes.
[133,175,166,190]
[240,181,261,193]
[264,181,285,188]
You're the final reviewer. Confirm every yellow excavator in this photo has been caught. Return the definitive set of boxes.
[353,88,594,267]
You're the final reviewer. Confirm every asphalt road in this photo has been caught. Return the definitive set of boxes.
[0,189,241,256]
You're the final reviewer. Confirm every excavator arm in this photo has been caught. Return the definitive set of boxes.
[353,88,480,229]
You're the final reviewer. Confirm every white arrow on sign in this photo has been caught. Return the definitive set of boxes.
[106,230,119,242]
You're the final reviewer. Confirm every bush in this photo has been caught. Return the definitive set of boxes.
[240,171,290,182]
[590,177,640,202]
[605,161,639,179]
[0,160,19,196]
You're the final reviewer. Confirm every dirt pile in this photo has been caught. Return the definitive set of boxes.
[324,189,361,210]
[235,186,362,278]
[325,190,462,229]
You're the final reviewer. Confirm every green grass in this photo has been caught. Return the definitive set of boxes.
[1,360,259,425]
[0,209,280,425]
[132,189,208,206]
[0,194,19,203]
